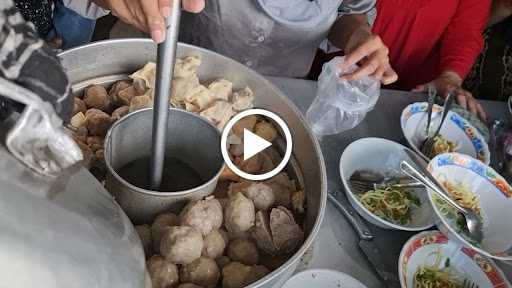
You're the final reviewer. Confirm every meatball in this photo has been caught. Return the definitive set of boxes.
[229,182,275,211]
[151,213,179,252]
[180,257,220,288]
[202,230,226,259]
[146,255,179,288]
[135,224,152,257]
[180,198,223,236]
[177,284,203,288]
[84,85,111,111]
[270,207,304,254]
[221,262,252,288]
[160,226,203,265]
[85,108,112,136]
[73,97,87,115]
[224,193,255,236]
[226,238,259,266]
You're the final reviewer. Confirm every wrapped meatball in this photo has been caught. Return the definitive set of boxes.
[231,115,258,138]
[254,121,278,142]
[224,193,255,236]
[229,182,275,211]
[85,108,112,136]
[73,97,87,115]
[116,85,138,106]
[70,112,87,129]
[180,198,223,236]
[109,80,132,100]
[147,255,179,288]
[174,56,201,78]
[208,79,232,101]
[216,256,231,269]
[222,262,268,288]
[199,100,235,129]
[202,230,226,259]
[135,224,152,257]
[232,87,254,112]
[160,226,204,265]
[151,213,179,252]
[226,238,259,266]
[270,207,304,254]
[180,257,220,288]
[177,284,203,288]
[130,95,153,112]
[111,106,130,121]
[84,85,111,111]
[250,211,277,255]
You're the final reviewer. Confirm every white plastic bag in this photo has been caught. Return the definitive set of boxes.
[306,56,380,137]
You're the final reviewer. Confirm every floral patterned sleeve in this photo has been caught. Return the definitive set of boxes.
[0,0,72,121]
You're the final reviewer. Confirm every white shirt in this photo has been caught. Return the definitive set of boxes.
[180,0,375,78]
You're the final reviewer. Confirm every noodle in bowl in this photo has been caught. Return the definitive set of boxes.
[399,230,510,288]
[428,152,512,260]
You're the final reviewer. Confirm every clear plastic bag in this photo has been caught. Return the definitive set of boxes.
[306,56,380,137]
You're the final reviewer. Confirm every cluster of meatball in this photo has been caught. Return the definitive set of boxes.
[138,172,305,288]
[69,78,152,174]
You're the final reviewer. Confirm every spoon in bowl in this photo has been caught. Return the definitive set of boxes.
[400,150,483,243]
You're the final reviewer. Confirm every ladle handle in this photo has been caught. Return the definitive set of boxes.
[150,1,182,189]
[399,161,468,214]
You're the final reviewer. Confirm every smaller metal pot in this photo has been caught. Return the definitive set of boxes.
[104,108,223,224]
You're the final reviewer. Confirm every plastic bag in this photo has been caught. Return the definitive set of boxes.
[306,56,380,137]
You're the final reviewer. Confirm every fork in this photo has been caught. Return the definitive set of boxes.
[420,92,454,158]
[349,179,423,194]
[463,279,479,288]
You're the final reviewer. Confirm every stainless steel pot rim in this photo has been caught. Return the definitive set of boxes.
[104,107,224,197]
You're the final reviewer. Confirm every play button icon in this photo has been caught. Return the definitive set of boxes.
[221,109,293,181]
[243,129,272,161]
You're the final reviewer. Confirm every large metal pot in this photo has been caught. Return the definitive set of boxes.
[59,39,327,288]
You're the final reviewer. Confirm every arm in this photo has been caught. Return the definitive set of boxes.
[440,0,491,82]
[415,0,491,121]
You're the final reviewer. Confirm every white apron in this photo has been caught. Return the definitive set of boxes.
[180,0,375,78]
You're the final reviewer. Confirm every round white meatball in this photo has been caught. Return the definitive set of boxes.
[160,226,203,265]
[180,198,223,236]
[146,255,179,288]
[202,230,226,259]
[226,238,259,266]
[151,213,179,252]
[224,193,255,235]
[180,257,220,288]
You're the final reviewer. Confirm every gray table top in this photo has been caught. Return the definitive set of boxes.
[267,76,512,287]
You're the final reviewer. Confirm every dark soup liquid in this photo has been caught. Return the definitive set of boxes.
[116,157,204,192]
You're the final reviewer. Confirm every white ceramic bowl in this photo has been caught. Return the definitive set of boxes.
[401,102,490,164]
[282,269,367,288]
[428,153,512,260]
[399,230,510,288]
[340,137,435,231]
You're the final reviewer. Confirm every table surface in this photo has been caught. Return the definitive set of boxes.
[267,76,512,287]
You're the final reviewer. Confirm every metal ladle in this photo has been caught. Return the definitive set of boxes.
[400,150,483,243]
[150,1,182,190]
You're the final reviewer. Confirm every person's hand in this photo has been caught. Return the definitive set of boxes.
[340,26,398,85]
[95,0,205,43]
[414,71,487,121]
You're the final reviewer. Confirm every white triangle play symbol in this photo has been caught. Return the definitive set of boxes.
[243,128,272,161]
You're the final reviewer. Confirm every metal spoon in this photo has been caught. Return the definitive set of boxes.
[400,151,483,242]
[150,1,182,190]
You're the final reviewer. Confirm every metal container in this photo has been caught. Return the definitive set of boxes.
[105,108,223,224]
[59,39,327,288]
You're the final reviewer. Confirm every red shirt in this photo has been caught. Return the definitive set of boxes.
[371,0,491,90]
